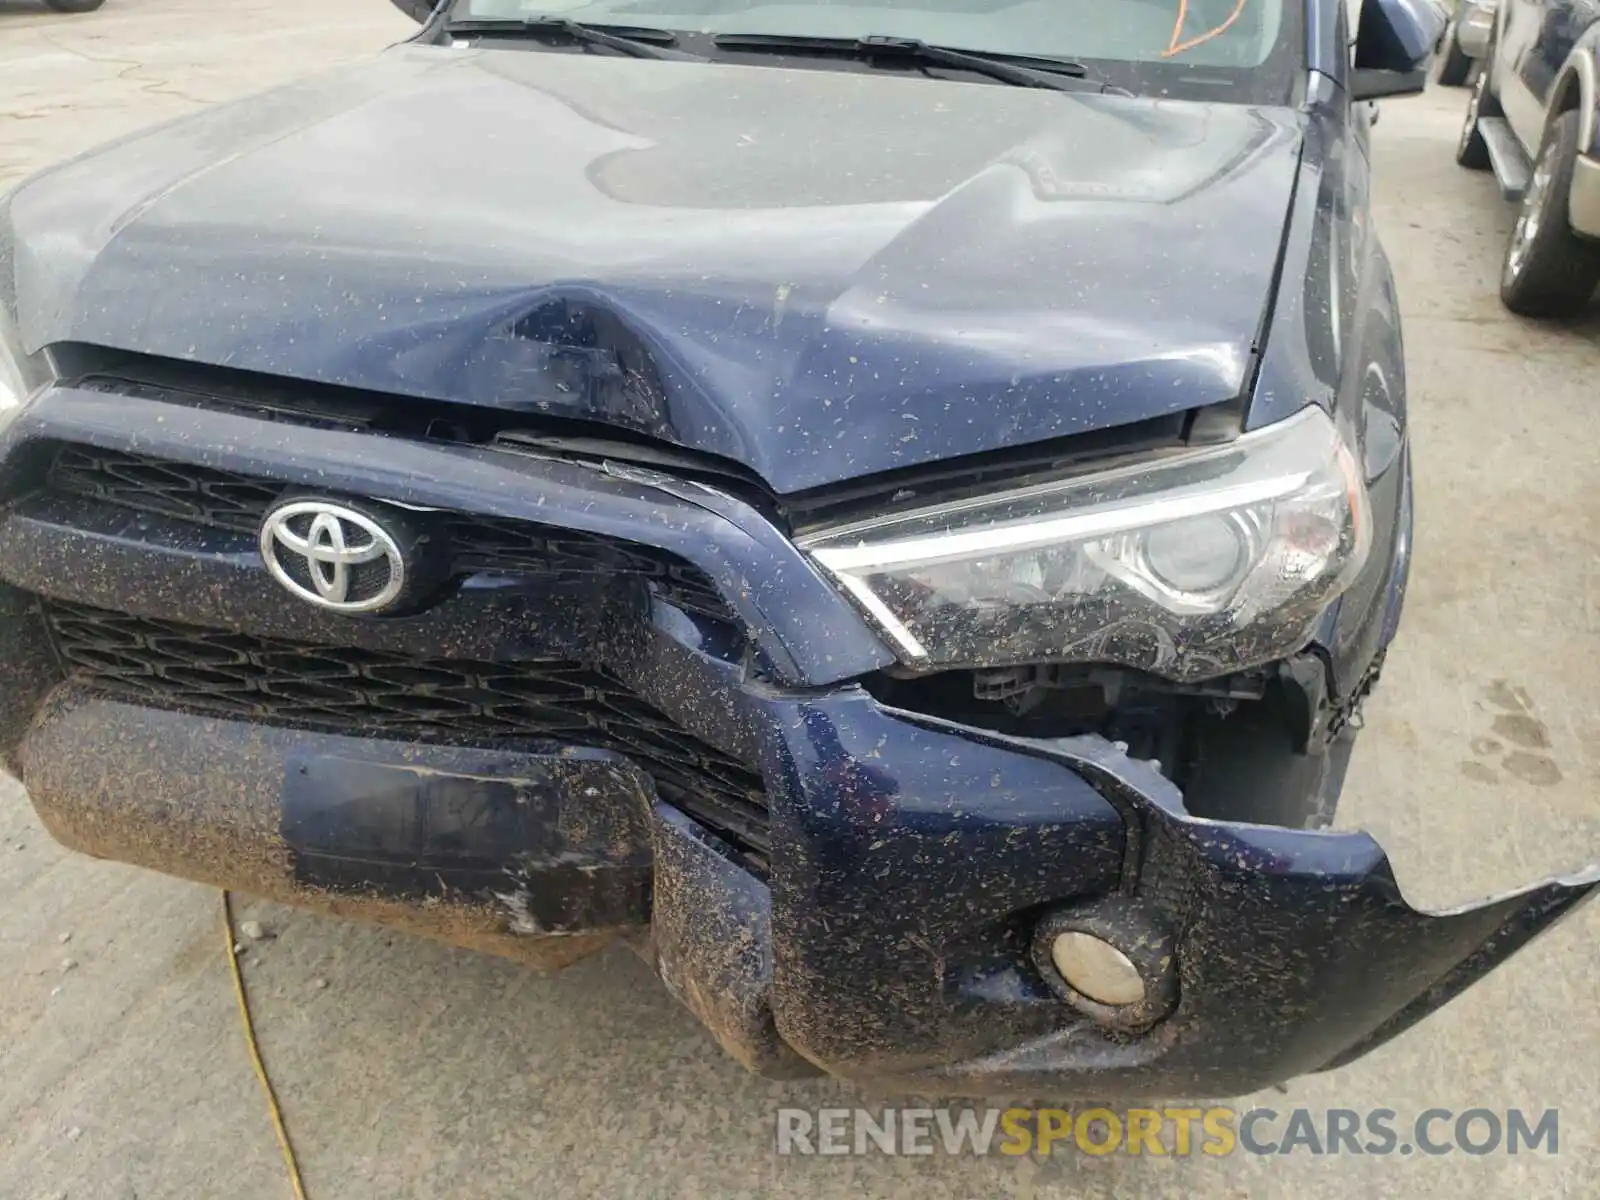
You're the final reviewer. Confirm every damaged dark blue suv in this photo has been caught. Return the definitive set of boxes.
[0,0,1592,1098]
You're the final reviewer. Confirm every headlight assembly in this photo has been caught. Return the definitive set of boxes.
[0,351,24,433]
[0,341,21,415]
[0,304,34,427]
[799,405,1371,683]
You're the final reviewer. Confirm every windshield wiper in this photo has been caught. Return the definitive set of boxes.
[710,34,1127,94]
[445,16,707,61]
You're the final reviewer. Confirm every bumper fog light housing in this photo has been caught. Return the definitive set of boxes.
[1032,901,1178,1032]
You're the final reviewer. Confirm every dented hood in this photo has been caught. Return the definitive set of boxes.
[3,46,1305,493]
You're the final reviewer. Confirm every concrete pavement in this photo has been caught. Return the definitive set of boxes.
[1,3,1596,1196]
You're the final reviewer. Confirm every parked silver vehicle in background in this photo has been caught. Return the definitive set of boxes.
[1458,0,1600,315]
[1436,0,1498,84]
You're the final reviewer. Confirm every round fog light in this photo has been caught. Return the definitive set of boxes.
[1031,900,1177,1032]
[1049,932,1146,1007]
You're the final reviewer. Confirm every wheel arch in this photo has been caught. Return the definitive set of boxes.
[1550,33,1600,157]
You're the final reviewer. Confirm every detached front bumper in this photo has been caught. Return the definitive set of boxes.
[1,384,1595,1099]
[6,600,1594,1099]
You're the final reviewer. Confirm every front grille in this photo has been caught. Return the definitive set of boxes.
[43,602,770,859]
[45,444,733,621]
[49,444,280,532]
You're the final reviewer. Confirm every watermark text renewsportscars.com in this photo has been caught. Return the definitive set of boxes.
[774,1106,1560,1157]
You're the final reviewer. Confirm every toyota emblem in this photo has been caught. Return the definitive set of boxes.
[259,500,408,614]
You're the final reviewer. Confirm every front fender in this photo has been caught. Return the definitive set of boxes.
[1250,101,1408,698]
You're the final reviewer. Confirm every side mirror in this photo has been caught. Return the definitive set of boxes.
[390,0,439,20]
[1350,0,1449,100]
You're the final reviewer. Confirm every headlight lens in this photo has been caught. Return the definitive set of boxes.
[799,405,1371,682]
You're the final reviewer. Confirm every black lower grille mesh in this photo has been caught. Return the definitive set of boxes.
[43,602,769,857]
[45,444,733,621]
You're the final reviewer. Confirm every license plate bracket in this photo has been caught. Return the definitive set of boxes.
[282,750,653,931]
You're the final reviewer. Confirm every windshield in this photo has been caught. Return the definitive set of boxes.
[450,0,1305,103]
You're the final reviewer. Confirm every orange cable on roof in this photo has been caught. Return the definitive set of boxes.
[1163,0,1250,58]
[1165,0,1191,54]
